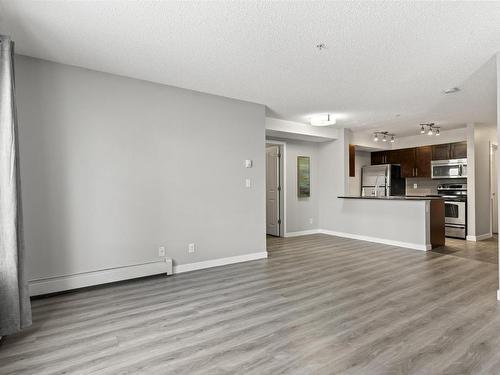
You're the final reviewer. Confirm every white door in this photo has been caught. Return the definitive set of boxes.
[491,144,498,234]
[266,145,280,236]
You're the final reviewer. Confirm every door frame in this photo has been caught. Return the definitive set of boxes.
[266,140,286,237]
[490,143,498,235]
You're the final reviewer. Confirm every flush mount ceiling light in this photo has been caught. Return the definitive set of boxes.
[443,87,460,94]
[373,131,395,143]
[310,114,336,126]
[316,43,327,51]
[420,123,440,136]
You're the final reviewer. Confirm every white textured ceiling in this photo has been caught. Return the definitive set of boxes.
[1,1,499,136]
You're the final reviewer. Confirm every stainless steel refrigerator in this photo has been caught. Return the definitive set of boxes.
[361,164,406,197]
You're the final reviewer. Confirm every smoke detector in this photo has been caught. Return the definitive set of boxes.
[443,87,460,94]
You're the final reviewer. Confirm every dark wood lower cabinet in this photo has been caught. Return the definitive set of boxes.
[430,200,445,248]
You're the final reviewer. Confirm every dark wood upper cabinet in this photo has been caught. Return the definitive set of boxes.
[386,150,399,164]
[371,151,387,165]
[349,144,355,177]
[394,148,416,178]
[415,146,432,178]
[450,141,467,159]
[371,142,466,177]
[432,142,467,160]
[432,143,450,160]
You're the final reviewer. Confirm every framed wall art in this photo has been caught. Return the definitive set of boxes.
[297,156,310,198]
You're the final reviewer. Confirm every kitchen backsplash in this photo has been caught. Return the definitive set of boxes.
[405,177,466,196]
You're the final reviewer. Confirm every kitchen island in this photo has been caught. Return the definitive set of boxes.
[336,196,445,250]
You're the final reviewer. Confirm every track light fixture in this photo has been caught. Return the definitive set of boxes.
[419,123,440,136]
[373,131,395,143]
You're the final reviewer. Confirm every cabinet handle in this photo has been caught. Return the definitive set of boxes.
[415,168,418,177]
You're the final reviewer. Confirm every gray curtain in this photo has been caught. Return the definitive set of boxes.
[0,35,31,336]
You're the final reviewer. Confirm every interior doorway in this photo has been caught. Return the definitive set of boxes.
[266,142,285,237]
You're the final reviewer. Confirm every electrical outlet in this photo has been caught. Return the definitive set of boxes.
[413,183,418,189]
[158,246,166,257]
[245,178,251,188]
[188,243,196,253]
[309,218,313,224]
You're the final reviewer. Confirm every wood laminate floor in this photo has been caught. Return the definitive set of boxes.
[432,235,498,265]
[1,234,500,375]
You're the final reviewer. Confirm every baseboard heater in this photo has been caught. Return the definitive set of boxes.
[29,258,173,297]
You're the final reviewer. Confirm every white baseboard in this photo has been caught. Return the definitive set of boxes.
[497,289,500,301]
[29,259,173,297]
[174,251,268,274]
[283,228,430,251]
[29,251,268,297]
[466,233,492,242]
[284,229,321,237]
[318,229,431,251]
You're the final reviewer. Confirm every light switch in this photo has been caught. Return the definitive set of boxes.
[245,160,253,168]
[413,183,418,189]
[245,178,251,188]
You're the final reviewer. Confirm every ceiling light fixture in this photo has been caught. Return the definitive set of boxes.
[373,131,395,143]
[316,43,327,51]
[310,114,336,126]
[420,123,440,136]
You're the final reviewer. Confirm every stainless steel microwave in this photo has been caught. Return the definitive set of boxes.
[431,159,467,179]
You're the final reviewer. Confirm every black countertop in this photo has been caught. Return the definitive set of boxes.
[338,195,445,201]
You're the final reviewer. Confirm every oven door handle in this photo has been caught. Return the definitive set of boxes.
[445,223,466,228]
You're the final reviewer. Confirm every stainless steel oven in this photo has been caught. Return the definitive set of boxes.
[445,200,466,223]
[437,183,467,239]
[431,159,467,179]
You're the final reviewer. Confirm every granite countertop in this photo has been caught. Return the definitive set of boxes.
[338,195,445,200]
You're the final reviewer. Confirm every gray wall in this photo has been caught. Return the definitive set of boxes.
[318,130,349,231]
[15,56,266,281]
[467,123,497,238]
[284,140,319,233]
[472,124,495,237]
[348,150,370,196]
